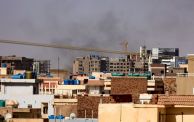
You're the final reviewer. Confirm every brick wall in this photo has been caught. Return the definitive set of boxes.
[77,95,132,118]
[163,78,176,95]
[111,77,147,102]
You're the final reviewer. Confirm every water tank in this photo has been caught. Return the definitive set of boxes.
[89,76,95,79]
[1,63,7,68]
[11,74,23,79]
[0,100,5,107]
[132,73,140,76]
[128,73,133,76]
[64,80,69,85]
[25,71,32,79]
[56,115,65,119]
[112,73,125,76]
[69,80,74,85]
[74,80,80,85]
[48,115,55,119]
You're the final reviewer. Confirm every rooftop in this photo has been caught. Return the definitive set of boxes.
[0,79,36,83]
[158,95,194,106]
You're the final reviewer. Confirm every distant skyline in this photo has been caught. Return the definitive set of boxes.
[0,0,194,69]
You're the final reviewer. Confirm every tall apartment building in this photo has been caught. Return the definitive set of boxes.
[100,57,109,72]
[109,57,132,74]
[73,55,108,75]
[152,48,179,63]
[33,60,50,75]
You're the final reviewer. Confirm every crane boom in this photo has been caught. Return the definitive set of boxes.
[0,39,137,55]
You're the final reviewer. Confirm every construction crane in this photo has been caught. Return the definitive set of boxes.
[0,39,138,55]
[120,40,128,52]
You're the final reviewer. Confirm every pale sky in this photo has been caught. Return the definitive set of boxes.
[0,0,194,69]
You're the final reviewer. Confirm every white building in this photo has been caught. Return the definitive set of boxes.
[0,79,38,95]
[0,78,54,118]
[161,57,176,72]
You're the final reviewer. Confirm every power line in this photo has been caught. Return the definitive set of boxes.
[0,39,138,55]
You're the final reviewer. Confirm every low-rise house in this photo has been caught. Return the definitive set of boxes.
[86,79,104,95]
[0,79,39,95]
[0,78,54,118]
[38,77,60,94]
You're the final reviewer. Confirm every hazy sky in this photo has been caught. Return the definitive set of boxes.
[0,0,194,69]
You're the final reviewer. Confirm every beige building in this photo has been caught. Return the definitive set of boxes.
[99,103,194,122]
[50,69,68,80]
[188,54,194,73]
[73,56,101,75]
[109,58,132,74]
[38,77,61,94]
[176,75,194,95]
[175,54,194,95]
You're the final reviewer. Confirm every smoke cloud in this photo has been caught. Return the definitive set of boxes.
[0,0,194,70]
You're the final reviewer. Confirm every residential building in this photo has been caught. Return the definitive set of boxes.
[161,57,176,70]
[152,48,179,63]
[0,78,54,118]
[111,77,147,103]
[109,57,132,74]
[33,60,50,75]
[73,55,103,75]
[127,53,141,62]
[50,69,68,81]
[0,107,42,122]
[100,57,109,72]
[175,56,188,68]
[55,84,86,96]
[0,55,34,74]
[86,79,104,95]
[147,79,164,94]
[150,64,166,76]
[98,102,194,122]
[0,79,39,95]
[38,77,61,95]
[0,95,54,118]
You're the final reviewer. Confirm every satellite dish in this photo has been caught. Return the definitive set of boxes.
[70,113,76,119]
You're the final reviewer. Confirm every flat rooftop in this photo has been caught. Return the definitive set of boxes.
[0,79,36,83]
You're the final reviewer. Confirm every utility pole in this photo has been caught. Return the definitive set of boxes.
[58,56,59,77]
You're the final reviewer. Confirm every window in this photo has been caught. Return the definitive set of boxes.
[42,103,48,114]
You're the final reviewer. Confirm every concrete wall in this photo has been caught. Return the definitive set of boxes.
[54,105,77,117]
[176,76,194,95]
[99,103,194,122]
[77,95,131,118]
[188,55,194,73]
[98,104,162,122]
[3,84,33,95]
[166,107,194,122]
[9,119,44,122]
[0,95,54,115]
[88,86,101,95]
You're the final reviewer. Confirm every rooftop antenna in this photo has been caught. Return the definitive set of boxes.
[58,56,59,77]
